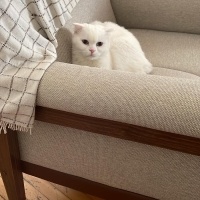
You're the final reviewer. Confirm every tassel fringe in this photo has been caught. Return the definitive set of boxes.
[0,120,32,134]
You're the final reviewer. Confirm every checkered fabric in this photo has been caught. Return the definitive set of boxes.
[0,0,80,133]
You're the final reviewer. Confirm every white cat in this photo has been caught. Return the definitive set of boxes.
[72,21,152,74]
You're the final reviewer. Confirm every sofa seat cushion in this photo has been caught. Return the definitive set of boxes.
[152,67,200,80]
[130,29,200,76]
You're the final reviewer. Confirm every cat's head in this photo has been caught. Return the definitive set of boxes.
[72,23,111,60]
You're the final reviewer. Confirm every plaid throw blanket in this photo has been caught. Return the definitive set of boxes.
[0,0,79,133]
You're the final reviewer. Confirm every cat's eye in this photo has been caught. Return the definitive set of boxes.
[96,42,103,47]
[82,39,89,45]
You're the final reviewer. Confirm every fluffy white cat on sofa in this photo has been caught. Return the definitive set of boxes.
[72,21,152,74]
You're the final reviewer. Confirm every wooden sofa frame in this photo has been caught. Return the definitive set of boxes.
[0,106,200,200]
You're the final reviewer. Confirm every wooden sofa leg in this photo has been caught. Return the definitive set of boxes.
[0,129,26,200]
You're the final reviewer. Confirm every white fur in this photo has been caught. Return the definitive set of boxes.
[72,21,152,74]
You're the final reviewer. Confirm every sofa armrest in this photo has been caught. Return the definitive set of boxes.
[37,62,200,138]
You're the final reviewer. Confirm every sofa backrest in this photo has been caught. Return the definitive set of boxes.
[66,0,116,29]
[110,0,200,34]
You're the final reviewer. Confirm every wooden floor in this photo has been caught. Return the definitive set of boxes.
[0,173,103,200]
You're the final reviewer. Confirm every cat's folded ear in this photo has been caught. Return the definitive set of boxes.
[105,28,113,34]
[73,23,85,33]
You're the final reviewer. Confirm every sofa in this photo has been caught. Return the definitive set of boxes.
[1,0,200,199]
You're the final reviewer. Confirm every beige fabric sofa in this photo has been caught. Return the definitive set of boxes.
[5,0,200,199]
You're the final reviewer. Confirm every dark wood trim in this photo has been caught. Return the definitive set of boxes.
[0,129,26,200]
[35,106,200,156]
[21,161,156,200]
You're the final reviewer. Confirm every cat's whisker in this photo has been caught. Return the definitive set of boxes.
[72,50,86,52]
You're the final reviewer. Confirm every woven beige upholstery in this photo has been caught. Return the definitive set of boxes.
[37,62,200,136]
[111,0,200,34]
[18,121,200,200]
[17,0,200,200]
[131,29,200,76]
[152,67,199,79]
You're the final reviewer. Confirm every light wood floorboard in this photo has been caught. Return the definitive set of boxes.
[0,173,103,200]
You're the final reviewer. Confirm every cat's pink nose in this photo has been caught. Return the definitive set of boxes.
[89,49,95,54]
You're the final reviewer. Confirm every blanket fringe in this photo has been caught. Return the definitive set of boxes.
[0,120,32,134]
